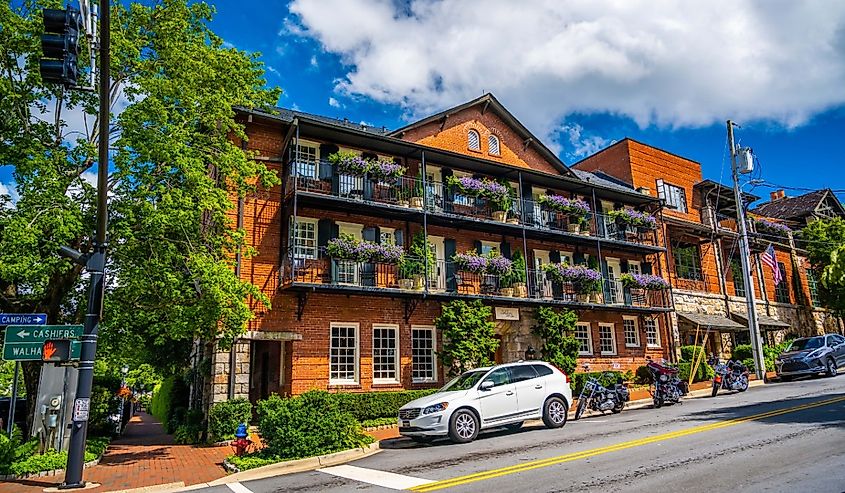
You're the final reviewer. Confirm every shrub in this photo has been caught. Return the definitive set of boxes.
[150,377,175,425]
[731,344,754,362]
[531,306,580,376]
[257,391,373,460]
[330,390,438,422]
[570,371,631,395]
[226,450,280,471]
[2,436,108,476]
[436,300,499,377]
[678,362,715,383]
[634,365,652,384]
[360,417,398,428]
[680,345,709,363]
[208,398,254,441]
[172,410,204,444]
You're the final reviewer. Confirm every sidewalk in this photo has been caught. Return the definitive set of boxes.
[0,412,230,493]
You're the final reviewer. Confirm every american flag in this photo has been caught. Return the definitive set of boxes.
[761,244,782,285]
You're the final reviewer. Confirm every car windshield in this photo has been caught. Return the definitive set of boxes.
[788,337,823,351]
[440,370,487,392]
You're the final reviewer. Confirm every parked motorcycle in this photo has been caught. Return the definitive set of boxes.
[709,357,750,397]
[645,357,688,408]
[574,371,630,420]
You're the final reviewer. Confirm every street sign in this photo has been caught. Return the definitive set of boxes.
[3,324,83,344]
[2,325,83,361]
[0,313,47,326]
[3,340,80,361]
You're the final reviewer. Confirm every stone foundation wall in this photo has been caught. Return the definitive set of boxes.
[209,340,251,405]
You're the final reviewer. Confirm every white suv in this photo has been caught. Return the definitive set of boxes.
[398,361,572,444]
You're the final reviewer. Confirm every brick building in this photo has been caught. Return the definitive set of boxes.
[574,139,844,358]
[207,95,677,405]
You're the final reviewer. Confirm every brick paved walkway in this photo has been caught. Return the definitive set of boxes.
[0,412,230,493]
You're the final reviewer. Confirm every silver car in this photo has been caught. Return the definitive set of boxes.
[775,334,845,380]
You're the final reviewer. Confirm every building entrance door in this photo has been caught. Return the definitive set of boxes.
[249,341,282,403]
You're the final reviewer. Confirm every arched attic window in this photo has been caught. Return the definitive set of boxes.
[467,129,480,151]
[488,134,500,156]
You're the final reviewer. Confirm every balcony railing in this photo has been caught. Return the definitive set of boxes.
[287,164,659,248]
[281,247,670,308]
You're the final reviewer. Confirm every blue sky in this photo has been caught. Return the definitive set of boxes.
[4,0,844,206]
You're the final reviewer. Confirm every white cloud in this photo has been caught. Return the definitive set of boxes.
[287,0,845,153]
[328,96,342,108]
[266,65,280,76]
[0,181,20,207]
[560,123,615,159]
[310,55,319,68]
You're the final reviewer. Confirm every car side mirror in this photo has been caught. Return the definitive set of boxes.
[479,380,494,391]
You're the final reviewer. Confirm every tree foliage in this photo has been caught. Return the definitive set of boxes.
[435,300,499,377]
[0,0,281,418]
[530,306,580,376]
[803,218,845,315]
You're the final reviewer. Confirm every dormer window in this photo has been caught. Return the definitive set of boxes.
[467,130,480,151]
[488,134,500,156]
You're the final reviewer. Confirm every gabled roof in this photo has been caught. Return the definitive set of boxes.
[750,189,845,221]
[237,106,391,135]
[387,93,577,179]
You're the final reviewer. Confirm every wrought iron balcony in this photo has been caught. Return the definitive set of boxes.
[670,271,713,292]
[526,269,671,309]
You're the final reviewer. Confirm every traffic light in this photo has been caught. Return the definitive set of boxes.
[43,339,72,362]
[40,8,84,86]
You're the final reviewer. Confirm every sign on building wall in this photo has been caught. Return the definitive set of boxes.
[495,307,520,320]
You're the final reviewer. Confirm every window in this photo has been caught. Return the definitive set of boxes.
[488,134,500,155]
[656,179,688,213]
[673,243,702,280]
[599,323,616,355]
[531,364,553,377]
[452,171,474,207]
[807,269,820,307]
[480,241,499,256]
[336,223,362,284]
[411,326,437,383]
[560,251,573,266]
[380,227,396,246]
[483,367,512,387]
[623,317,639,347]
[575,322,593,355]
[509,365,538,383]
[731,258,745,297]
[644,318,660,348]
[467,130,480,151]
[330,323,358,384]
[627,261,641,275]
[774,262,790,303]
[372,325,399,383]
[294,142,319,178]
[291,218,317,259]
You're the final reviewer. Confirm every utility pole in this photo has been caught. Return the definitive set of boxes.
[727,120,766,381]
[61,0,109,487]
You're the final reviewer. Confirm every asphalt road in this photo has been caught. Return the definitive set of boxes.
[203,375,845,493]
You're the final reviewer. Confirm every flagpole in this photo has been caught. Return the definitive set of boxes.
[728,120,766,381]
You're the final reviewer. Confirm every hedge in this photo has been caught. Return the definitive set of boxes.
[678,361,715,383]
[150,377,175,426]
[571,371,632,395]
[329,389,438,421]
[680,345,709,364]
[208,398,253,441]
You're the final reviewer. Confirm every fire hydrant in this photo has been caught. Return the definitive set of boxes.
[230,423,251,456]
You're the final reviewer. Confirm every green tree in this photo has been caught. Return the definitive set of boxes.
[530,306,580,376]
[0,0,280,423]
[803,218,845,315]
[435,300,499,376]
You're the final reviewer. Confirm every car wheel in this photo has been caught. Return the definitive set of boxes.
[826,358,838,377]
[410,436,435,444]
[448,409,479,444]
[542,396,568,428]
[503,421,523,431]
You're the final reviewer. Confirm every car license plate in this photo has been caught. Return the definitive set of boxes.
[402,420,410,427]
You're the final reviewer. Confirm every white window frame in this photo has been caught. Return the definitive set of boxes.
[599,323,617,355]
[575,322,593,356]
[623,316,640,348]
[293,140,320,178]
[380,227,396,246]
[329,322,359,385]
[291,217,318,259]
[411,325,438,383]
[372,324,400,384]
[560,251,573,266]
[480,240,499,255]
[467,129,481,151]
[656,179,688,213]
[488,134,500,155]
[644,317,661,348]
[452,170,474,207]
[628,260,641,275]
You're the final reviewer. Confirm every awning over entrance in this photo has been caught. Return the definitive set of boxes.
[731,313,791,331]
[677,312,744,331]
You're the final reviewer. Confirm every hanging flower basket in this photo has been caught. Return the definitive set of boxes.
[446,176,513,211]
[326,234,402,264]
[369,243,404,264]
[619,273,670,290]
[485,252,513,276]
[538,194,591,219]
[543,264,603,294]
[369,159,407,181]
[754,218,791,237]
[452,251,487,273]
[608,208,657,230]
[328,151,370,176]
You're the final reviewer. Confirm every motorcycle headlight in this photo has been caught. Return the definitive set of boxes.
[422,402,449,415]
[659,374,669,383]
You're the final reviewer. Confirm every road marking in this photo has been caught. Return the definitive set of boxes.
[226,483,254,493]
[410,395,845,492]
[319,464,434,490]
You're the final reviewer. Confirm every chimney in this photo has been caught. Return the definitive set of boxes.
[770,190,786,202]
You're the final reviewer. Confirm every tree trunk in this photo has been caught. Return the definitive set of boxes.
[21,361,42,435]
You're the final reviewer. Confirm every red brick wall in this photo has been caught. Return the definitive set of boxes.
[399,106,562,175]
[571,140,634,186]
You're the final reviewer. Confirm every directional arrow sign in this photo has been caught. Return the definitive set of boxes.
[3,325,83,344]
[0,313,47,326]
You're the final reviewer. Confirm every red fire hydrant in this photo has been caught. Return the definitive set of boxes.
[230,423,251,456]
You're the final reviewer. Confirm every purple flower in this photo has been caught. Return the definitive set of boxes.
[621,273,670,290]
[538,194,591,217]
[609,208,657,229]
[369,159,407,180]
[543,264,602,293]
[485,253,513,275]
[452,251,488,273]
[755,218,791,235]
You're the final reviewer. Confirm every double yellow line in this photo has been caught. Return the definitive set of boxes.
[410,395,845,492]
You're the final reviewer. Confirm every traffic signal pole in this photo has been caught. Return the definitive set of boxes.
[61,0,109,487]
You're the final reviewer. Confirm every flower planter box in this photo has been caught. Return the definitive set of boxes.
[410,197,424,209]
[493,210,507,222]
